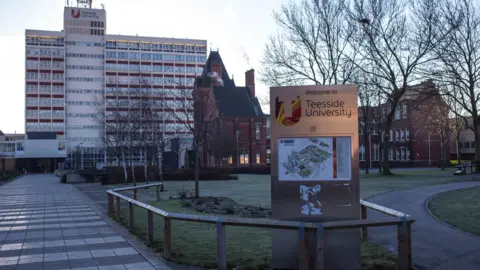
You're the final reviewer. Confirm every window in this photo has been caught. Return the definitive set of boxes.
[256,153,260,164]
[389,149,393,160]
[405,129,410,141]
[400,129,405,141]
[240,152,249,165]
[472,141,476,149]
[401,148,406,160]
[16,142,24,152]
[373,144,380,161]
[406,149,410,160]
[267,149,271,164]
[359,144,365,161]
[389,130,393,141]
[255,123,261,139]
[396,129,400,141]
[402,104,407,119]
[464,141,471,149]
[396,149,400,160]
[395,107,400,120]
[58,142,66,151]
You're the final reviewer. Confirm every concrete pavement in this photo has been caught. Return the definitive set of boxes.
[0,174,174,270]
[366,181,480,270]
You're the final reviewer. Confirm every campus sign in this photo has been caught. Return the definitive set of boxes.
[270,84,360,269]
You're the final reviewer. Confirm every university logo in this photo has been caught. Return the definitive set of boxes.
[275,96,301,126]
[71,9,81,19]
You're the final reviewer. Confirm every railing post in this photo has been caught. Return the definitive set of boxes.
[133,189,137,200]
[397,216,410,270]
[164,217,172,260]
[107,193,114,215]
[361,204,368,240]
[147,209,153,246]
[315,223,324,270]
[128,201,134,231]
[407,222,412,269]
[156,184,160,202]
[297,223,309,270]
[115,196,121,221]
[216,218,227,270]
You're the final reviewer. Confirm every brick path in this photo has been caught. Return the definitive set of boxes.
[0,175,174,270]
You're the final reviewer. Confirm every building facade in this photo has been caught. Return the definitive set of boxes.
[359,80,448,168]
[194,52,267,167]
[25,2,207,168]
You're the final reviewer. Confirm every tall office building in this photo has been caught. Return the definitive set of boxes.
[25,1,207,168]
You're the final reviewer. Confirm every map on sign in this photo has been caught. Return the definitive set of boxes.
[278,137,352,181]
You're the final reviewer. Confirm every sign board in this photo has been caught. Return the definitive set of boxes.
[270,85,360,269]
[64,7,105,21]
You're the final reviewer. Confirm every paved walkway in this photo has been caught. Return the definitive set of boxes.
[0,175,175,270]
[366,181,480,270]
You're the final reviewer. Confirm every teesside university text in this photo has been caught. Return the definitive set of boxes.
[304,90,352,118]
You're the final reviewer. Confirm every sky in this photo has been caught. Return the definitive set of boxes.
[0,0,289,133]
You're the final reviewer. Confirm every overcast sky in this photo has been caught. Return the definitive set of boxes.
[0,0,288,133]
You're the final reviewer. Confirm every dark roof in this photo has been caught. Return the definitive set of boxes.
[0,130,3,136]
[196,51,235,88]
[213,86,264,117]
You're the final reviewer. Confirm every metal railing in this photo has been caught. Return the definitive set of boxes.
[107,183,415,270]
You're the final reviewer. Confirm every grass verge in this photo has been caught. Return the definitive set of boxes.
[428,186,480,236]
[117,199,397,270]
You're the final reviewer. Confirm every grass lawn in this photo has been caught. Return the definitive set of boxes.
[428,186,480,236]
[112,168,468,269]
[119,199,397,270]
[136,168,468,206]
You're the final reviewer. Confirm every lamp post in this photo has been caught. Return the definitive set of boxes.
[236,130,242,167]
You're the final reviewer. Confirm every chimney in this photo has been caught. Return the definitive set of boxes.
[245,69,255,97]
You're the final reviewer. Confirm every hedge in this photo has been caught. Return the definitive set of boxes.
[0,171,21,181]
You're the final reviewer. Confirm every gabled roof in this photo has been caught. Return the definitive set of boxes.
[196,51,235,88]
[213,86,264,117]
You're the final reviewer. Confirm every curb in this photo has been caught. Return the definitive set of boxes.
[424,185,480,240]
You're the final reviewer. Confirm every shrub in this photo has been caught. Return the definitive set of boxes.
[176,187,193,198]
[60,174,67,183]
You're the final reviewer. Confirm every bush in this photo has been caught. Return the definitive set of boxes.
[0,171,21,181]
[60,174,67,183]
[105,166,238,184]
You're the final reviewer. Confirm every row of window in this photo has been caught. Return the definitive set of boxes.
[106,41,207,54]
[65,101,101,106]
[67,137,102,142]
[359,145,411,161]
[105,99,187,108]
[105,87,193,97]
[65,41,104,47]
[66,77,104,82]
[389,129,410,141]
[26,60,63,69]
[26,110,63,117]
[105,76,195,86]
[91,21,105,28]
[394,104,408,120]
[223,153,262,165]
[105,51,206,63]
[26,98,64,105]
[459,141,476,149]
[66,89,103,94]
[66,53,104,59]
[26,48,64,57]
[26,72,64,81]
[66,125,102,130]
[26,122,64,129]
[105,63,202,74]
[66,65,103,70]
[90,29,105,36]
[26,36,64,46]
[66,113,99,118]
[26,85,63,93]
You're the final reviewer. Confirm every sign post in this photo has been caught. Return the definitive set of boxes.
[270,85,360,269]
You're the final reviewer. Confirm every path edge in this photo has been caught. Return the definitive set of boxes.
[424,186,480,240]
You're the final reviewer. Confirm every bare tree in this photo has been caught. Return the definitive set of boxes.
[347,0,450,174]
[165,81,219,198]
[261,0,356,86]
[430,0,480,162]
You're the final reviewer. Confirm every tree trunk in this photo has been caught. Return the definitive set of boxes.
[364,132,370,174]
[440,139,446,170]
[121,148,128,184]
[194,147,200,198]
[130,154,136,186]
[382,128,392,175]
[456,135,461,165]
[144,147,148,184]
[157,147,164,191]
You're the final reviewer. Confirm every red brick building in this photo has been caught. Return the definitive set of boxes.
[359,80,448,168]
[193,51,267,167]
